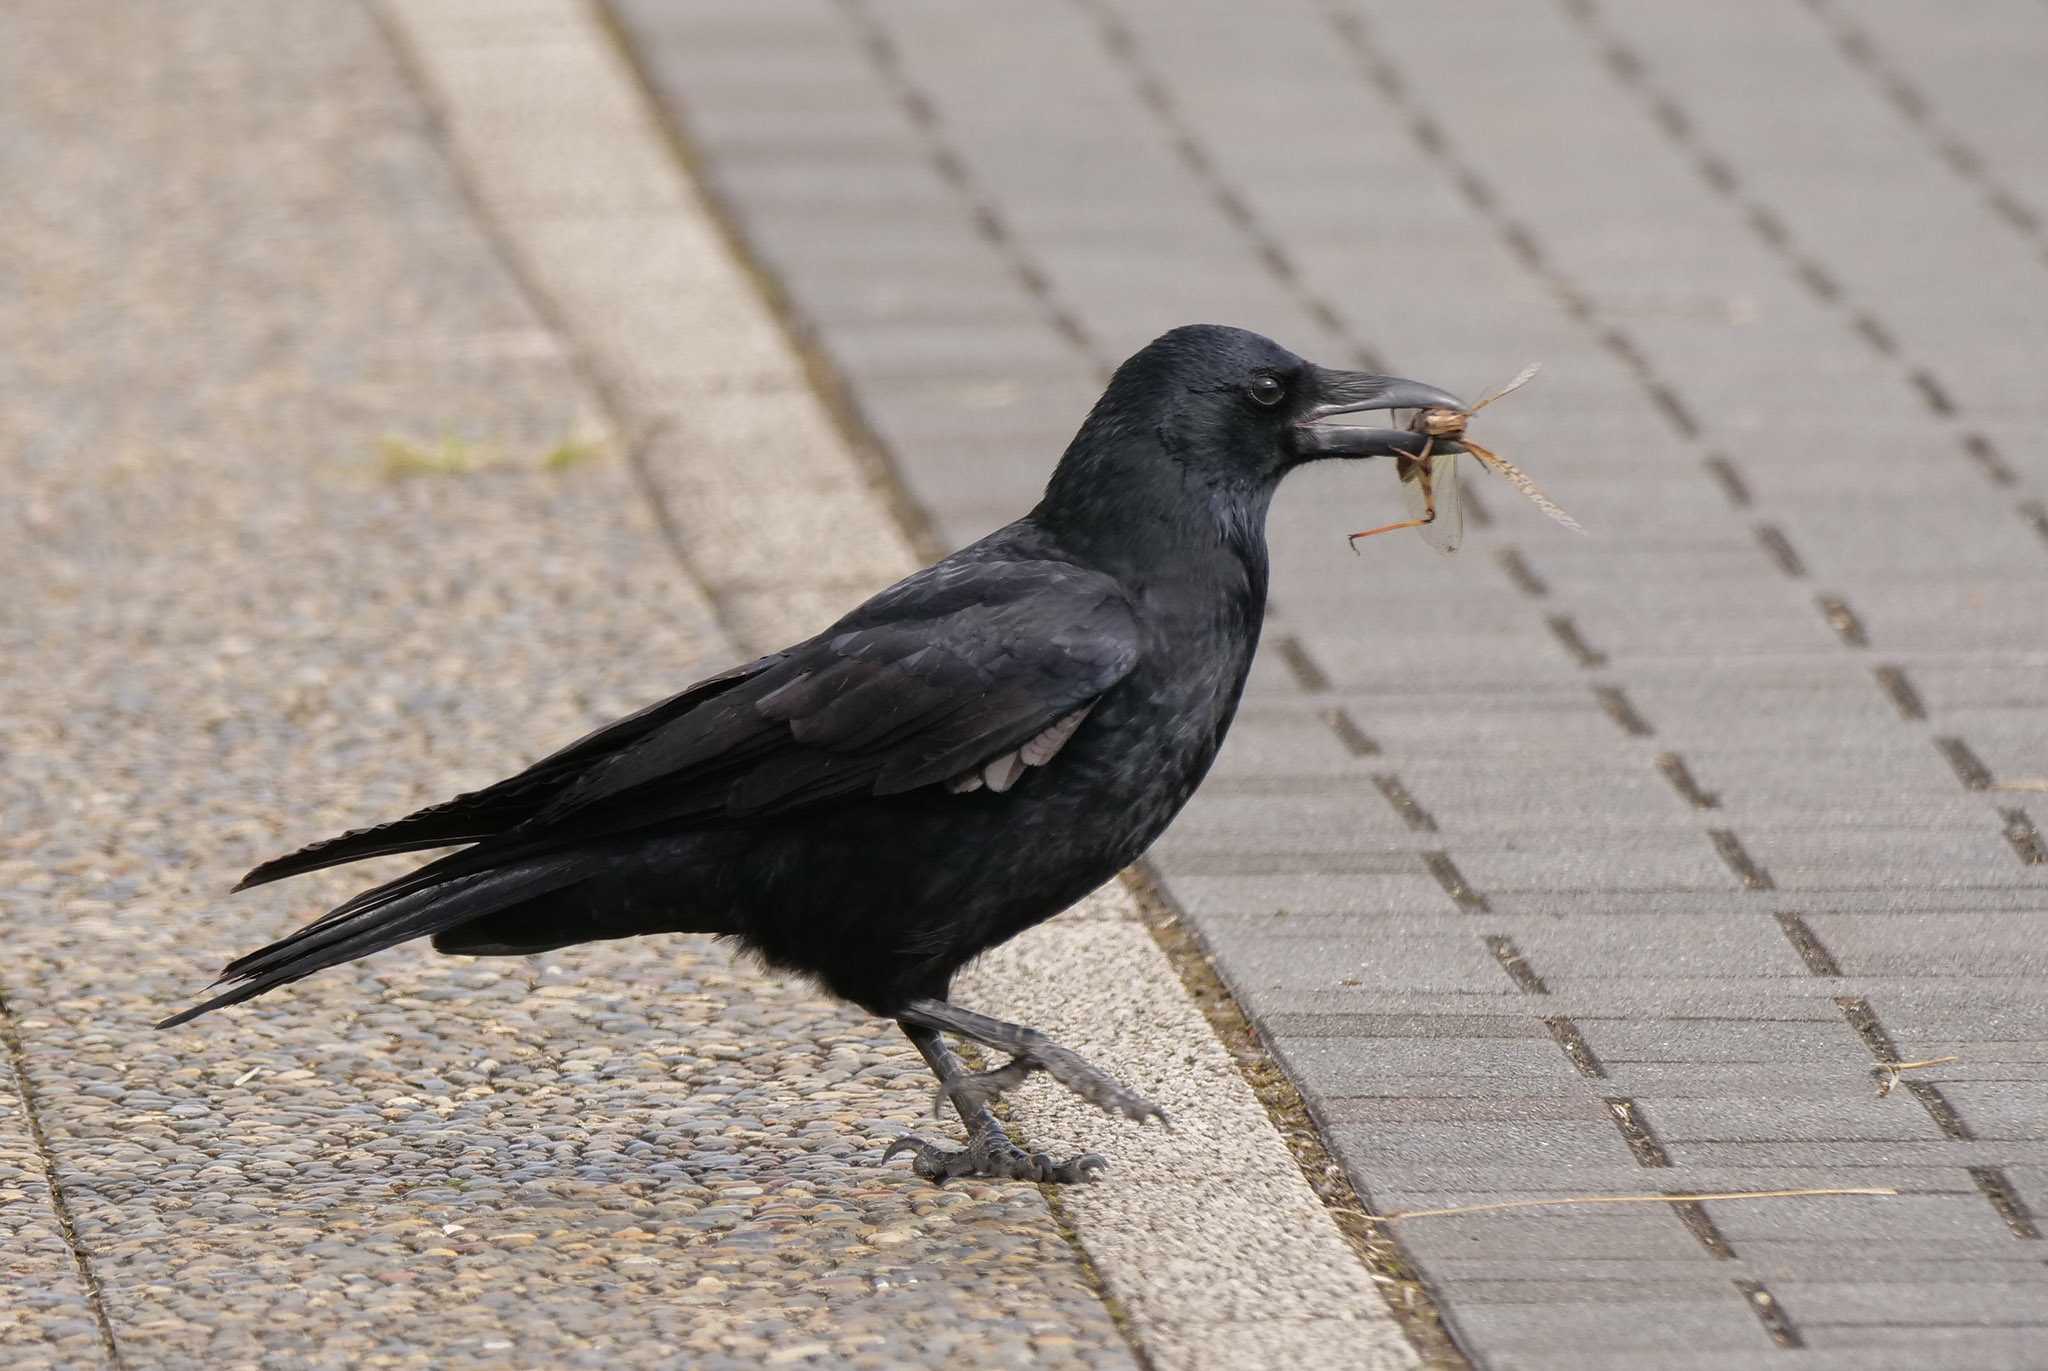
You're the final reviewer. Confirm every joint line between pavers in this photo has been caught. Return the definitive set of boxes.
[1707,828,1776,891]
[1423,851,1492,914]
[1834,996,1973,1141]
[1668,1198,1738,1260]
[0,989,125,1368]
[1702,454,1753,510]
[1968,1166,2044,1241]
[1753,524,1807,579]
[1814,593,1869,649]
[1961,432,2017,487]
[1275,635,1334,694]
[1773,912,1845,978]
[1318,706,1382,758]
[1484,935,1549,995]
[1734,1278,1805,1349]
[1604,1096,1674,1168]
[1545,614,1608,669]
[1593,684,1654,737]
[1655,752,1721,810]
[1872,665,1928,721]
[1372,774,1440,834]
[1494,546,1548,598]
[1543,1017,1608,1079]
[1936,737,1996,792]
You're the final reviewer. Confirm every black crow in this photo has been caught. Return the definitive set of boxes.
[161,325,1463,1183]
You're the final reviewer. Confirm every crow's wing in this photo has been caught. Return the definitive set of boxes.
[530,556,1140,829]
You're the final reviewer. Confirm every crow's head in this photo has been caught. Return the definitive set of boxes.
[1043,325,1465,524]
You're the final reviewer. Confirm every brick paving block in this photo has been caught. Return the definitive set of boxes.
[1445,1300,1774,1357]
[1775,1279,2048,1327]
[1704,1192,2009,1245]
[1156,869,1456,922]
[1580,1016,1863,1064]
[1519,1350,2034,1371]
[1331,1120,1639,1174]
[1269,1036,1589,1098]
[1810,912,2048,978]
[1389,1207,1711,1262]
[1451,1276,1752,1306]
[1798,1326,2048,1358]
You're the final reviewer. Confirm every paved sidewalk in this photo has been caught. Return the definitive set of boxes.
[2,2,1421,1368]
[616,1,2048,1367]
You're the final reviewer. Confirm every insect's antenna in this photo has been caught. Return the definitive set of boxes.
[1464,361,1542,416]
[1463,435,1587,536]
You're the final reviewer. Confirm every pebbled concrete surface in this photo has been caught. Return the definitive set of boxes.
[614,0,2048,1366]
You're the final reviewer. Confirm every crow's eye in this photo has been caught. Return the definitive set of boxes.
[1248,374,1285,407]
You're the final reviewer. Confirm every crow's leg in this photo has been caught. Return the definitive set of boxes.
[883,1023,1107,1184]
[896,997,1170,1127]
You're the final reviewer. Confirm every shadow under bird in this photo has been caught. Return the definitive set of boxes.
[162,324,1464,1183]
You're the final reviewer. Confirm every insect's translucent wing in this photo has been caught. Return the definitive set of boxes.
[1399,451,1464,554]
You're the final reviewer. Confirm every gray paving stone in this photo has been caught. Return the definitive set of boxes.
[1445,1298,1776,1356]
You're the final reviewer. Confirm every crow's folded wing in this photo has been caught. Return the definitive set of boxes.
[529,557,1140,831]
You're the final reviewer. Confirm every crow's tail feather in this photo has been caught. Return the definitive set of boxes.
[231,658,775,893]
[156,855,590,1029]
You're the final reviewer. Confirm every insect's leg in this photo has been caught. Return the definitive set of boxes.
[1348,517,1432,548]
[1349,434,1439,549]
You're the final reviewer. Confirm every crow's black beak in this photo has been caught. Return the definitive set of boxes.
[1294,368,1469,460]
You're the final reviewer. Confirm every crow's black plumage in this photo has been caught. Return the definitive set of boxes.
[162,325,1463,1182]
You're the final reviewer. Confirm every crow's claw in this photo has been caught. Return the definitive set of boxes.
[885,1128,1108,1185]
[938,1043,1171,1128]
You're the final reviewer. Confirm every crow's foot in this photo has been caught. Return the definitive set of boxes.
[884,1124,1107,1185]
[936,1041,1171,1128]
